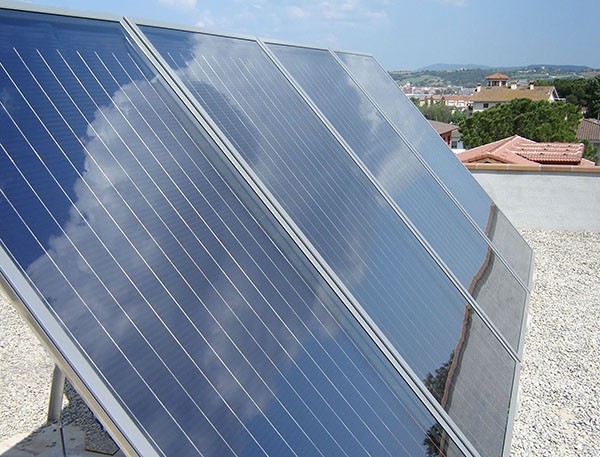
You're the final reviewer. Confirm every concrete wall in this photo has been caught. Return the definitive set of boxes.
[467,166,600,231]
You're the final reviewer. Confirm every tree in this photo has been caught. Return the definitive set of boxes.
[537,75,600,119]
[450,109,467,125]
[460,99,582,148]
[583,140,599,164]
[418,102,454,123]
[587,76,600,119]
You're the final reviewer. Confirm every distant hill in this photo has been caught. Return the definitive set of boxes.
[417,63,491,71]
[389,64,599,88]
[520,64,592,72]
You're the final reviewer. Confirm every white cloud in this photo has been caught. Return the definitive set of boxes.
[195,10,216,28]
[287,6,310,20]
[316,0,388,25]
[435,0,468,6]
[156,0,198,10]
[319,0,356,19]
[232,0,268,7]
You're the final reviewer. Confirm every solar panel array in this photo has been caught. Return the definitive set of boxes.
[264,42,528,352]
[333,51,534,287]
[0,5,531,457]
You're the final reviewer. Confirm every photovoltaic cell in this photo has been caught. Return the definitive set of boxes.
[266,43,528,352]
[139,25,518,457]
[0,9,470,457]
[334,51,534,288]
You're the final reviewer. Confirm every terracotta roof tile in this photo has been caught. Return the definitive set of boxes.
[513,140,584,164]
[457,135,591,167]
[485,72,510,80]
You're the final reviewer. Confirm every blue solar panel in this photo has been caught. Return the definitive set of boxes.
[0,8,473,457]
[139,25,519,457]
[334,51,534,287]
[265,43,528,353]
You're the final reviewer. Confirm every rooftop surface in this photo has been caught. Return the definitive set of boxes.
[471,86,556,103]
[1,230,599,457]
[577,118,600,141]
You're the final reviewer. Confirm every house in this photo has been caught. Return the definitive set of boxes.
[441,94,471,112]
[415,94,471,112]
[416,94,444,106]
[469,74,558,113]
[456,135,596,168]
[577,118,600,153]
[428,120,459,146]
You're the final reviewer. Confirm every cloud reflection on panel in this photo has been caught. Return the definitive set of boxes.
[266,45,532,352]
[140,30,522,457]
[154,36,480,413]
[0,9,524,454]
[165,33,378,291]
[1,47,368,454]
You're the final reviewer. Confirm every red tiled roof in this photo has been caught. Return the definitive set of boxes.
[485,72,510,80]
[577,118,600,141]
[457,135,594,167]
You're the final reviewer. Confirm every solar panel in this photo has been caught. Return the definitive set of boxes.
[334,51,534,287]
[264,42,528,353]
[136,24,520,457]
[0,7,474,457]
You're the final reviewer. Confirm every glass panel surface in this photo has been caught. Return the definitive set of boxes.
[0,9,469,457]
[141,25,517,457]
[268,43,527,351]
[335,51,533,287]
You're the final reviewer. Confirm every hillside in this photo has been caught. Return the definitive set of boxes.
[389,65,600,88]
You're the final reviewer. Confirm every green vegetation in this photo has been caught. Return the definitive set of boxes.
[535,75,600,119]
[459,99,581,148]
[411,99,466,124]
[583,141,599,164]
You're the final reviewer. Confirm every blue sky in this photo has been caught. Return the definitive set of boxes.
[25,0,600,70]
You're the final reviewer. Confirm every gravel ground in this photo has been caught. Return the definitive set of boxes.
[0,289,55,442]
[0,230,598,456]
[510,230,600,457]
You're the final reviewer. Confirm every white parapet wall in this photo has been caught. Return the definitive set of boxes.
[465,164,600,231]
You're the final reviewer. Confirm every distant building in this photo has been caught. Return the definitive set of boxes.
[456,135,595,168]
[484,72,510,87]
[428,120,459,146]
[415,94,471,114]
[577,118,600,153]
[441,94,470,111]
[416,94,443,106]
[469,74,558,113]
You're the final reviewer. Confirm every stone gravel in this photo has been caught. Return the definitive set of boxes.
[510,230,600,457]
[0,290,55,442]
[1,230,598,456]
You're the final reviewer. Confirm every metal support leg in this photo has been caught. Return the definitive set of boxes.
[48,364,65,424]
